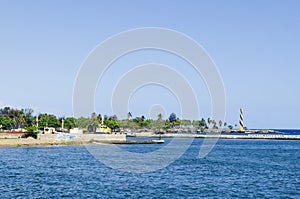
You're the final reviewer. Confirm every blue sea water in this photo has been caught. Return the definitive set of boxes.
[275,129,300,135]
[0,137,299,198]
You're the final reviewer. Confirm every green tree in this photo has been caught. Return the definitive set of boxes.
[24,125,38,134]
[133,116,150,127]
[24,108,34,127]
[75,117,91,128]
[24,125,38,138]
[38,114,60,129]
[207,118,212,128]
[0,117,14,130]
[169,113,177,123]
[15,109,25,128]
[174,118,181,127]
[64,117,76,129]
[181,120,192,127]
[0,107,11,116]
[152,113,165,130]
[0,107,35,129]
[0,108,25,129]
[218,120,223,129]
[199,118,208,130]
[104,116,119,131]
[212,120,218,129]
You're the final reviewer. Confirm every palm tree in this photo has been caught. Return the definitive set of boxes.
[212,120,217,129]
[207,118,211,128]
[15,110,25,129]
[218,120,223,129]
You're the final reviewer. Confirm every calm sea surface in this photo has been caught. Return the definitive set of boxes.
[0,130,299,198]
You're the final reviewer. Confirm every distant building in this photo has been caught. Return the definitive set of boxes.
[43,127,56,134]
[69,128,83,134]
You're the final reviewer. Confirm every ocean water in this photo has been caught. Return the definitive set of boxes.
[0,138,299,198]
[276,129,300,135]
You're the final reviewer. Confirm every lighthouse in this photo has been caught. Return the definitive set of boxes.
[239,108,244,131]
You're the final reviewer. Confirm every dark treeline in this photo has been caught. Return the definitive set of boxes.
[0,107,235,132]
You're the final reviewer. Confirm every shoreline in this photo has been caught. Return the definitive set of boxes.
[1,132,300,148]
[0,138,91,147]
[148,133,300,140]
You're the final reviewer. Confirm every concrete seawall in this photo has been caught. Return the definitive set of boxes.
[82,134,126,142]
[135,133,300,140]
[38,133,126,142]
[1,132,299,147]
[0,133,24,139]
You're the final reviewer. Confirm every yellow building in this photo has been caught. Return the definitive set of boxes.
[96,115,111,133]
[96,125,111,133]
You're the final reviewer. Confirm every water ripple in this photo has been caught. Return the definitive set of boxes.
[0,139,299,198]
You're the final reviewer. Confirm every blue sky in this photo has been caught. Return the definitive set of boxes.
[0,0,300,129]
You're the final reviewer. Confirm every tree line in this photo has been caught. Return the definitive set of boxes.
[0,107,236,132]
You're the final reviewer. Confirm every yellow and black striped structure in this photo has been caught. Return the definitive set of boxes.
[239,108,244,131]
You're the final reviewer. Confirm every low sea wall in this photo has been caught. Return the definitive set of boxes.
[0,133,127,147]
[81,133,126,142]
[0,132,25,139]
[38,133,126,142]
[147,133,300,140]
[38,134,57,140]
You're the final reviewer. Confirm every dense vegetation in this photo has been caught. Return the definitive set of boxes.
[0,107,233,132]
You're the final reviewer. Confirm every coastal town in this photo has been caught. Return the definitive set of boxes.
[1,106,300,147]
[0,106,236,137]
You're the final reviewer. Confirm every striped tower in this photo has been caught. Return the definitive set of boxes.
[239,108,244,131]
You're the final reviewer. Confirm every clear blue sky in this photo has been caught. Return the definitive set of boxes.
[0,0,300,129]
